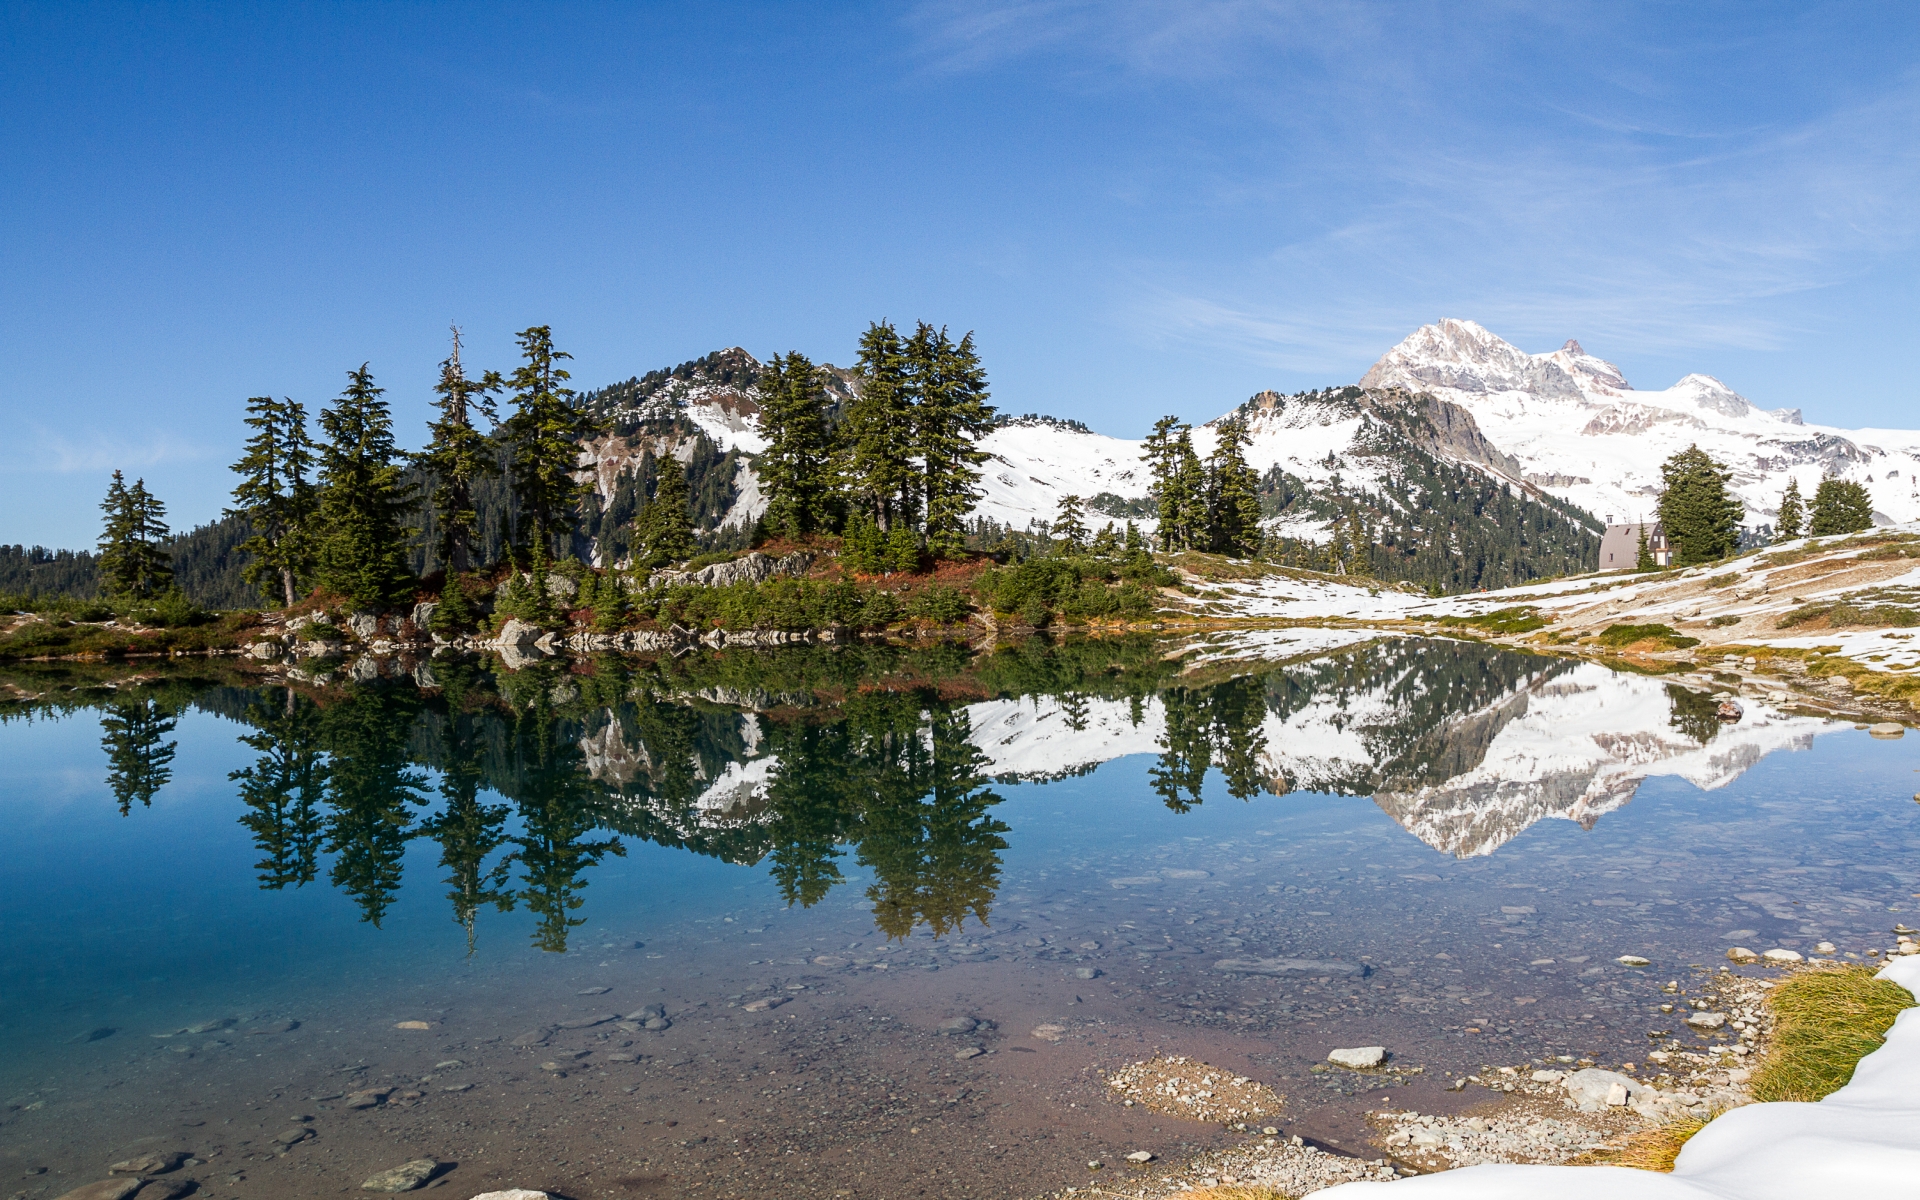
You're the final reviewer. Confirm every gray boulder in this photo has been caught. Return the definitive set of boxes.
[1561,1067,1667,1114]
[495,618,542,647]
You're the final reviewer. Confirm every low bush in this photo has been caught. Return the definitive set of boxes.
[1777,601,1920,630]
[1439,607,1549,635]
[1596,623,1700,650]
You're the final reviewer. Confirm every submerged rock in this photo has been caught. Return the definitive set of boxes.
[107,1151,187,1175]
[360,1159,440,1192]
[54,1182,143,1200]
[1214,957,1368,978]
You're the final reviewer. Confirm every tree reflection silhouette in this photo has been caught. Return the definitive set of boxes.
[319,688,428,926]
[232,688,328,888]
[100,696,179,815]
[418,709,515,954]
[497,702,624,953]
[1149,676,1272,810]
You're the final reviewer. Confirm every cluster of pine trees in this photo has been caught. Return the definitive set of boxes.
[1773,474,1875,539]
[1138,414,1264,557]
[1262,458,1603,592]
[756,321,995,561]
[214,325,601,610]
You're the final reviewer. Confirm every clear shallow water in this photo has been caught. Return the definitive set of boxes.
[1,638,1916,1199]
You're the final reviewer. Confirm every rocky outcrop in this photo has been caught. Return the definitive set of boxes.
[648,551,814,589]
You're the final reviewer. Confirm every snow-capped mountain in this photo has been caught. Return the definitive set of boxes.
[1359,318,1920,529]
[574,318,1920,551]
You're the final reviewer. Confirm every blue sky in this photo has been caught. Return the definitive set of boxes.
[3,2,1917,547]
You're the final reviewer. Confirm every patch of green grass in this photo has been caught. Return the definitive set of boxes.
[1777,601,1920,630]
[1596,623,1700,650]
[1751,964,1914,1103]
[1709,615,1741,627]
[1439,607,1549,635]
[1582,1110,1720,1172]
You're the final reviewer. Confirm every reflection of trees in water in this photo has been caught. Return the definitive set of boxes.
[59,635,1616,951]
[417,710,514,954]
[319,689,428,926]
[1665,683,1722,746]
[493,702,625,953]
[100,696,179,815]
[1150,675,1273,810]
[755,692,1008,938]
[232,689,328,888]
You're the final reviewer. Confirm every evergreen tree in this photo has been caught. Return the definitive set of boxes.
[1656,444,1743,566]
[229,396,318,606]
[314,365,416,608]
[1809,476,1874,535]
[1203,415,1263,556]
[883,523,922,574]
[1775,477,1805,541]
[1141,416,1186,552]
[1170,428,1206,550]
[847,321,920,531]
[840,510,885,574]
[1053,494,1089,555]
[911,324,995,558]
[1635,524,1656,570]
[504,325,600,557]
[97,472,173,600]
[418,326,503,576]
[634,455,697,567]
[756,350,840,539]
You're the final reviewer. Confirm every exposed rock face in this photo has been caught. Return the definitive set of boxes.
[495,618,543,647]
[649,551,814,589]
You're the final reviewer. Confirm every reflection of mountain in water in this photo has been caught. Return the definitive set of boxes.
[961,640,1829,857]
[8,635,1833,952]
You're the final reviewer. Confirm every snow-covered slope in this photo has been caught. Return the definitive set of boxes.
[1360,318,1920,530]
[1317,958,1920,1200]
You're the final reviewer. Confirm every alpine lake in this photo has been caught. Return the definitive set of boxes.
[1,632,1916,1200]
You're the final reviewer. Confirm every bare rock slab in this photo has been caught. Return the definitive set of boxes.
[54,1182,144,1200]
[361,1159,441,1192]
[1327,1046,1387,1069]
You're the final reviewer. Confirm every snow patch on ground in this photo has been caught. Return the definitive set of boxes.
[1313,957,1920,1198]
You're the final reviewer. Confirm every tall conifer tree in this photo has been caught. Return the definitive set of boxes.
[1808,476,1874,535]
[634,455,698,567]
[1203,415,1264,557]
[1141,416,1185,552]
[97,471,174,600]
[504,326,600,559]
[757,351,840,539]
[1052,494,1089,555]
[315,365,416,607]
[847,321,920,531]
[910,325,994,558]
[1775,477,1805,541]
[419,326,503,577]
[1656,444,1743,566]
[229,396,318,606]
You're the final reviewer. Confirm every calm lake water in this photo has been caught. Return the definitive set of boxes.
[1,635,1915,1200]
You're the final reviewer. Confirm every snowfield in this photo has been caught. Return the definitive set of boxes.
[1315,957,1920,1199]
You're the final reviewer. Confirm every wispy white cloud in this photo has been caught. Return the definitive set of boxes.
[8,425,214,476]
[909,3,1920,375]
